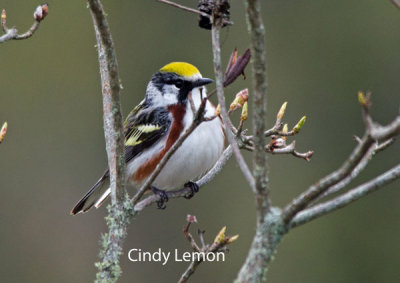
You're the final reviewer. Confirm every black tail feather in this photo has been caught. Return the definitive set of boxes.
[70,171,109,215]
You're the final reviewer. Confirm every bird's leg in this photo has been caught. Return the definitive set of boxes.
[151,186,168,209]
[184,181,199,199]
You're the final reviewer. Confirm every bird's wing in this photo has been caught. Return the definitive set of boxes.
[70,102,171,214]
[123,102,171,163]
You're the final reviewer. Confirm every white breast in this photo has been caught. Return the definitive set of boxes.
[126,87,225,190]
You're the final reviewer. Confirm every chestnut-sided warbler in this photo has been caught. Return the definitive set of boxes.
[71,62,224,214]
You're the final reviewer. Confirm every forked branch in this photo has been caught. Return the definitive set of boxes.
[291,163,400,228]
[283,92,400,226]
[178,216,238,283]
[0,4,48,44]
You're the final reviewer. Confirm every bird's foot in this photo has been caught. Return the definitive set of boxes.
[184,181,199,199]
[151,186,168,209]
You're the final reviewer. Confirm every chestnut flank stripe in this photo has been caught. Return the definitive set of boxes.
[132,104,186,182]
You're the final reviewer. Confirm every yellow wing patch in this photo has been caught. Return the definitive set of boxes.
[160,62,200,78]
[137,124,161,133]
[125,124,161,146]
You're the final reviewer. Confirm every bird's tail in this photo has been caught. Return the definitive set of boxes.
[70,171,111,215]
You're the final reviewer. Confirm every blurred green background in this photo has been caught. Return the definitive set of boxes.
[1,0,400,282]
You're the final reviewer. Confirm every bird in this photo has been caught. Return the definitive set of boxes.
[71,62,225,214]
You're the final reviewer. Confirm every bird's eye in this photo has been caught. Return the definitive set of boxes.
[174,80,184,89]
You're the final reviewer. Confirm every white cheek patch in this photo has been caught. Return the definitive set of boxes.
[145,81,183,107]
[162,85,179,105]
[146,82,164,107]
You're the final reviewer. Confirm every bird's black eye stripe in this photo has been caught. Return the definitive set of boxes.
[152,72,186,88]
[174,79,184,89]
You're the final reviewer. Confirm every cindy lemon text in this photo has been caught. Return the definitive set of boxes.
[128,248,225,265]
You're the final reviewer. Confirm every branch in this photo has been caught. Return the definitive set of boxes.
[243,139,313,161]
[265,140,314,161]
[235,0,281,282]
[211,3,256,192]
[157,0,233,26]
[282,134,373,224]
[178,218,238,283]
[157,0,210,18]
[282,93,400,225]
[0,122,7,144]
[241,102,313,161]
[392,0,400,10]
[89,0,125,204]
[370,116,400,141]
[183,216,201,252]
[244,0,269,196]
[290,163,400,228]
[134,145,232,211]
[0,4,48,44]
[88,1,128,282]
[312,138,395,204]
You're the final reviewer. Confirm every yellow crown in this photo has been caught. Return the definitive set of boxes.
[160,62,200,78]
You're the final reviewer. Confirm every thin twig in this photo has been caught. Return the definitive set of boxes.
[157,0,233,26]
[178,260,201,283]
[312,144,376,203]
[157,0,210,18]
[375,138,396,152]
[246,123,298,140]
[264,128,295,137]
[0,122,7,144]
[244,0,269,199]
[290,163,400,228]
[282,107,400,224]
[178,222,238,283]
[14,21,40,40]
[241,102,312,161]
[265,141,314,161]
[211,6,256,192]
[370,116,400,141]
[392,0,400,10]
[0,5,48,44]
[282,134,374,224]
[183,223,201,252]
[312,138,395,204]
[0,28,17,43]
[198,229,207,249]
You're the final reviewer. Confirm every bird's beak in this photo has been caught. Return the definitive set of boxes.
[192,77,213,88]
